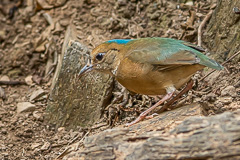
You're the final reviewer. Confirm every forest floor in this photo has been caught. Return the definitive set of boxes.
[0,0,239,159]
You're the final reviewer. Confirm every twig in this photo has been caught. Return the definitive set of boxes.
[55,130,91,160]
[199,50,240,82]
[76,129,91,148]
[54,147,71,160]
[0,80,26,85]
[198,10,213,46]
[54,134,81,160]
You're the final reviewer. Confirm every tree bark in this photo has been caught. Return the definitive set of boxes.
[46,26,114,129]
[203,0,240,62]
[64,109,240,160]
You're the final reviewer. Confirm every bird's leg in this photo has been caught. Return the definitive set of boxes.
[157,79,194,113]
[125,86,175,127]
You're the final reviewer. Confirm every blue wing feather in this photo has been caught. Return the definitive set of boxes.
[106,39,133,44]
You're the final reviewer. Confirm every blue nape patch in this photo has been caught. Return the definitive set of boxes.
[106,39,133,44]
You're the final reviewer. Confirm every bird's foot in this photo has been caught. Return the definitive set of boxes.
[124,113,159,127]
[125,89,175,127]
[124,112,147,127]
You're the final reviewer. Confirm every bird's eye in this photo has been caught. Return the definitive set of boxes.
[96,53,105,61]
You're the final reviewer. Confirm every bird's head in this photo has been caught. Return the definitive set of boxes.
[79,39,131,76]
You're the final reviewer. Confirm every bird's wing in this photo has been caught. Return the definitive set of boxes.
[181,41,206,53]
[125,38,223,70]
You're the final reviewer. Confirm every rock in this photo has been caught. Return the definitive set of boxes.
[17,102,36,113]
[221,86,237,97]
[59,18,70,27]
[11,93,20,99]
[0,30,6,41]
[31,143,41,149]
[29,88,45,101]
[57,127,66,132]
[40,141,51,151]
[0,75,10,81]
[25,75,33,86]
[185,1,194,6]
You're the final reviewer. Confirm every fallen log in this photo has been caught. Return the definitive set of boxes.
[64,108,240,159]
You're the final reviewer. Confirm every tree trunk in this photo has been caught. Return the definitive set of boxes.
[46,26,114,129]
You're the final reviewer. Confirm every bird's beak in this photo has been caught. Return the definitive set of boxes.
[79,59,93,76]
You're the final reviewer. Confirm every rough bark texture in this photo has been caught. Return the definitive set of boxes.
[46,26,114,129]
[65,109,240,160]
[203,0,240,61]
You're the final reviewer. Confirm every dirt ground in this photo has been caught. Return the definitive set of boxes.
[0,0,239,159]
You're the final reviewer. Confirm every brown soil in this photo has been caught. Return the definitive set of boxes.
[0,0,239,159]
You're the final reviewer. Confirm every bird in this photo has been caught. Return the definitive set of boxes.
[79,37,223,127]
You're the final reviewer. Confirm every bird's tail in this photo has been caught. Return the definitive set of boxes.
[199,55,224,70]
